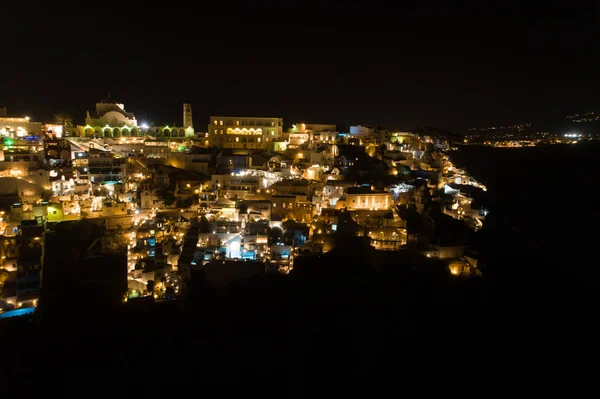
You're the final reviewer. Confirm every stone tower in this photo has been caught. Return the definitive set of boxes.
[183,103,193,129]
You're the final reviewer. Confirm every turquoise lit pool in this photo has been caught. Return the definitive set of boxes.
[0,307,35,318]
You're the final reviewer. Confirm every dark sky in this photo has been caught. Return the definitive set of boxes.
[2,2,598,133]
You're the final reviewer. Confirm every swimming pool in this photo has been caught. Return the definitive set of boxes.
[0,307,35,318]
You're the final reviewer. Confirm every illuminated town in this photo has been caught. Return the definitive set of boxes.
[4,3,600,386]
[465,116,599,147]
[464,131,593,147]
[0,100,490,314]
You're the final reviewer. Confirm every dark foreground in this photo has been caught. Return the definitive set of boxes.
[1,249,596,391]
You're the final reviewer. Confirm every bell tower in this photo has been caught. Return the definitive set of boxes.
[183,103,193,129]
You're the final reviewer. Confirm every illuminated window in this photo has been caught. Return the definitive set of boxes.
[236,120,239,126]
[257,137,261,142]
[219,120,223,126]
[271,131,274,135]
[213,120,218,125]
[235,137,239,142]
[271,121,275,126]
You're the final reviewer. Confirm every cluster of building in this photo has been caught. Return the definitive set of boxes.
[466,114,600,146]
[0,99,489,315]
[464,132,594,147]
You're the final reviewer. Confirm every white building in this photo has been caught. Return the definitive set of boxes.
[288,123,338,148]
[0,107,43,138]
[77,100,194,139]
[349,125,374,139]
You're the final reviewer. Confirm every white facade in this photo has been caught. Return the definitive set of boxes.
[88,102,138,127]
[350,125,374,138]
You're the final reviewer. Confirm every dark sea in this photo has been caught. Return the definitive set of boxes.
[449,141,600,265]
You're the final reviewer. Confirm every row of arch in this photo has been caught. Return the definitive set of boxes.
[83,127,187,138]
[226,127,263,135]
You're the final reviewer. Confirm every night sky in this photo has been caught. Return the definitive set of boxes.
[2,2,598,133]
